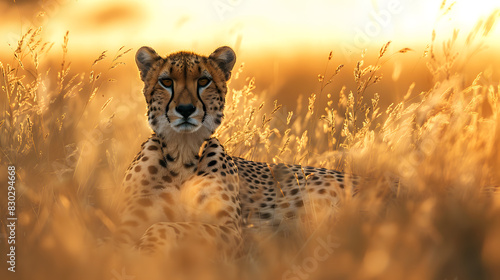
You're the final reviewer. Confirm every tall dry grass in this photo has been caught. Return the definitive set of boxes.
[1,7,500,280]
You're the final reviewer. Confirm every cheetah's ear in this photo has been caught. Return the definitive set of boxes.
[209,46,236,81]
[136,46,161,81]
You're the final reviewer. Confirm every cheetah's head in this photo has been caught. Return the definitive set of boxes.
[135,46,235,138]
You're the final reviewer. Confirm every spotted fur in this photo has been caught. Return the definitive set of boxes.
[233,158,359,232]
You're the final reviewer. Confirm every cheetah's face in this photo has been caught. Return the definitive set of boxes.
[135,46,236,135]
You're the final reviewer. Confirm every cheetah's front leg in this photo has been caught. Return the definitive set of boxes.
[136,138,242,259]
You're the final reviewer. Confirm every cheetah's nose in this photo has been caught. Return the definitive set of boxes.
[175,104,196,119]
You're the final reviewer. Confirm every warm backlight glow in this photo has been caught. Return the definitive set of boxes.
[2,0,499,56]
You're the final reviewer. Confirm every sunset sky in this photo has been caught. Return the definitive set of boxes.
[2,0,499,57]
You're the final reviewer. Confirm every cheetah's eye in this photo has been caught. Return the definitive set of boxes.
[197,77,211,87]
[159,78,173,88]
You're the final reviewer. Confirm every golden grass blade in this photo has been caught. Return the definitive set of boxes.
[101,97,113,112]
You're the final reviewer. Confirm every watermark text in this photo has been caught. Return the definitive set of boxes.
[6,165,17,273]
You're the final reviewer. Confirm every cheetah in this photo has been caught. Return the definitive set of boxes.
[115,46,358,258]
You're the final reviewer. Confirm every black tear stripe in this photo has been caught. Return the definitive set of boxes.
[164,87,174,123]
[198,87,207,123]
[160,61,174,123]
[201,82,223,124]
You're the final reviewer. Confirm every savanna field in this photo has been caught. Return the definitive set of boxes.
[1,1,500,280]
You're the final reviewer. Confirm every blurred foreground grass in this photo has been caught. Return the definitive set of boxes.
[1,11,500,280]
